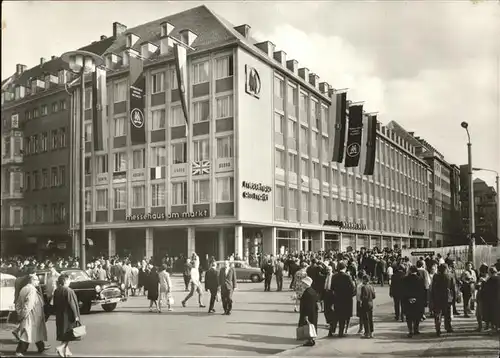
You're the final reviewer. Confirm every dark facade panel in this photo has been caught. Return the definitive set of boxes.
[113,136,127,148]
[151,130,166,143]
[84,109,92,121]
[113,209,126,221]
[151,206,165,214]
[193,122,209,137]
[171,90,180,103]
[151,93,166,107]
[193,204,210,215]
[132,208,145,216]
[215,78,233,93]
[96,211,108,222]
[216,117,234,132]
[216,203,234,216]
[193,82,209,98]
[85,142,92,153]
[171,205,187,214]
[171,126,186,140]
[113,101,127,114]
[85,212,91,223]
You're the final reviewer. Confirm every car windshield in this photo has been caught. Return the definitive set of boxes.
[62,270,91,282]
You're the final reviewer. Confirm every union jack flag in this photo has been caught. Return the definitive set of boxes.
[192,160,210,175]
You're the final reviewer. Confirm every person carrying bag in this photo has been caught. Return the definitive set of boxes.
[297,276,319,347]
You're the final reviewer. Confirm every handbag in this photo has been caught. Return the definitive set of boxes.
[67,321,86,341]
[296,322,317,340]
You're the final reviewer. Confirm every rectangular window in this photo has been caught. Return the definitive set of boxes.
[96,188,108,210]
[85,190,91,211]
[84,88,92,109]
[151,146,166,167]
[321,106,328,132]
[96,155,108,174]
[192,61,209,84]
[216,136,233,159]
[114,81,127,102]
[114,117,126,137]
[274,77,284,99]
[312,132,318,151]
[288,85,297,105]
[216,177,234,202]
[312,194,319,213]
[288,153,297,173]
[60,128,66,148]
[85,157,91,175]
[289,188,298,209]
[193,139,210,161]
[301,158,308,175]
[312,162,319,179]
[41,169,48,189]
[275,186,285,207]
[300,126,309,147]
[151,183,165,207]
[60,100,67,110]
[193,100,210,123]
[25,110,31,121]
[151,72,165,94]
[41,105,48,116]
[171,142,187,164]
[59,166,65,186]
[302,192,310,211]
[33,108,39,118]
[113,187,126,209]
[193,179,210,204]
[288,120,297,139]
[215,56,234,79]
[132,149,145,169]
[132,185,145,208]
[113,152,127,172]
[33,171,39,190]
[151,109,166,130]
[51,129,58,150]
[312,100,320,128]
[172,182,187,205]
[51,167,58,187]
[170,70,178,90]
[216,96,233,119]
[275,149,285,169]
[85,123,92,142]
[52,102,59,113]
[170,105,184,126]
[274,113,284,134]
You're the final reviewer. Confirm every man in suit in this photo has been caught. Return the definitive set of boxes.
[275,259,285,292]
[323,265,335,337]
[431,263,456,336]
[219,260,237,315]
[331,261,356,337]
[376,258,387,287]
[261,259,274,292]
[204,261,219,313]
[402,266,426,337]
[390,266,406,322]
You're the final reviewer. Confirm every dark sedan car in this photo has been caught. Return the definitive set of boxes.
[36,269,127,314]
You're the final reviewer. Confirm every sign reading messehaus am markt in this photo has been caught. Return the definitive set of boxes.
[126,210,208,221]
[242,181,271,202]
[323,220,367,231]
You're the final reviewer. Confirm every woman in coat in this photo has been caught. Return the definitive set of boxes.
[293,262,308,312]
[130,263,139,297]
[147,265,160,312]
[402,266,426,337]
[298,276,319,347]
[14,274,48,356]
[138,262,147,296]
[475,264,489,331]
[158,265,173,312]
[53,273,81,357]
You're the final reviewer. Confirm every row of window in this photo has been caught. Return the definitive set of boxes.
[24,166,66,191]
[87,177,234,210]
[85,136,233,174]
[24,100,67,121]
[22,203,67,225]
[24,128,67,155]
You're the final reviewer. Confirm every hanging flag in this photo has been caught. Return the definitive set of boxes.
[363,114,378,176]
[358,113,369,174]
[344,103,364,168]
[129,50,146,145]
[329,91,348,163]
[174,43,189,135]
[92,67,108,151]
[192,160,211,175]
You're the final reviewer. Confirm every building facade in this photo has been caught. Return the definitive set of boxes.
[2,5,432,261]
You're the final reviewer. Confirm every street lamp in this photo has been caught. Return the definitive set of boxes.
[472,167,500,247]
[61,50,104,270]
[461,121,475,265]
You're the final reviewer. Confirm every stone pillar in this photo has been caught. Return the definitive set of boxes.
[339,232,344,252]
[263,227,277,256]
[218,228,226,261]
[368,235,372,250]
[354,233,358,251]
[145,228,153,260]
[108,229,116,257]
[187,227,196,255]
[319,231,325,251]
[390,237,395,250]
[72,232,80,259]
[298,229,303,252]
[234,225,243,259]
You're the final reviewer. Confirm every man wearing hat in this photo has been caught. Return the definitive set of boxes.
[330,261,356,337]
[298,276,319,347]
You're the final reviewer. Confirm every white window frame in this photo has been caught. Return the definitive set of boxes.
[193,100,210,123]
[151,183,165,207]
[275,149,285,169]
[132,149,145,169]
[113,152,127,172]
[96,155,108,174]
[275,186,285,208]
[193,179,210,204]
[151,109,166,130]
[114,116,126,137]
[193,139,210,161]
[171,181,187,205]
[275,113,284,134]
[113,81,127,103]
[151,146,166,167]
[216,136,233,159]
[171,142,187,164]
[41,105,48,116]
[170,105,184,127]
[170,70,178,90]
[113,186,126,209]
[215,95,233,119]
[96,188,108,210]
[192,61,209,84]
[84,123,92,142]
[151,72,165,94]
[84,88,92,110]
[216,177,234,202]
[132,185,145,208]
[215,56,233,80]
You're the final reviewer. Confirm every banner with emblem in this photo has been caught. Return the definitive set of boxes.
[363,114,378,176]
[174,43,189,135]
[344,102,364,168]
[329,91,348,163]
[92,67,107,151]
[129,49,146,145]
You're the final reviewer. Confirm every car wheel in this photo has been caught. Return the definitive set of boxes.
[80,301,92,314]
[250,274,260,283]
[101,303,117,312]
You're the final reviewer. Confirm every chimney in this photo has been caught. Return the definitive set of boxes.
[309,73,320,88]
[16,64,27,75]
[255,41,275,57]
[273,50,286,66]
[100,35,107,40]
[298,67,309,81]
[113,22,127,37]
[51,55,57,60]
[179,29,198,47]
[319,82,330,95]
[40,57,46,65]
[286,59,298,74]
[160,22,175,38]
[409,131,415,137]
[234,24,251,39]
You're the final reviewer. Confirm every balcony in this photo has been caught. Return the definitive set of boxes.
[1,191,23,200]
[2,153,23,165]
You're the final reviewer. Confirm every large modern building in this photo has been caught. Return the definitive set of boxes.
[2,5,432,261]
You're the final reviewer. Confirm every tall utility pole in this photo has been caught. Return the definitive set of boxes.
[461,121,475,265]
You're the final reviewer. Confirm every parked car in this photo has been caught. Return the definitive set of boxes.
[215,260,263,283]
[0,273,17,322]
[36,269,127,314]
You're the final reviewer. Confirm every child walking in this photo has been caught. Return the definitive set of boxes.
[360,274,376,339]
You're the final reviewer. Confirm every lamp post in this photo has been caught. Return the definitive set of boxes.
[61,51,104,270]
[472,168,500,247]
[461,121,475,265]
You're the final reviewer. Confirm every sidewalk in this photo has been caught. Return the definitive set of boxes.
[278,302,499,357]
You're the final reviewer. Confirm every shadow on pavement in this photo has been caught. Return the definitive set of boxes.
[367,347,499,357]
[246,301,295,306]
[228,321,298,327]
[188,342,284,355]
[211,333,298,345]
[233,308,295,314]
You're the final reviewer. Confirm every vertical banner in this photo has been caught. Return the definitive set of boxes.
[344,103,364,168]
[329,91,348,163]
[358,113,369,174]
[174,43,189,134]
[363,114,378,176]
[129,50,146,145]
[92,67,108,151]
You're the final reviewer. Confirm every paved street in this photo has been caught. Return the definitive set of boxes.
[1,277,497,357]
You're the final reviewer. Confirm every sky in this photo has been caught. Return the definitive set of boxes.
[2,0,500,187]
